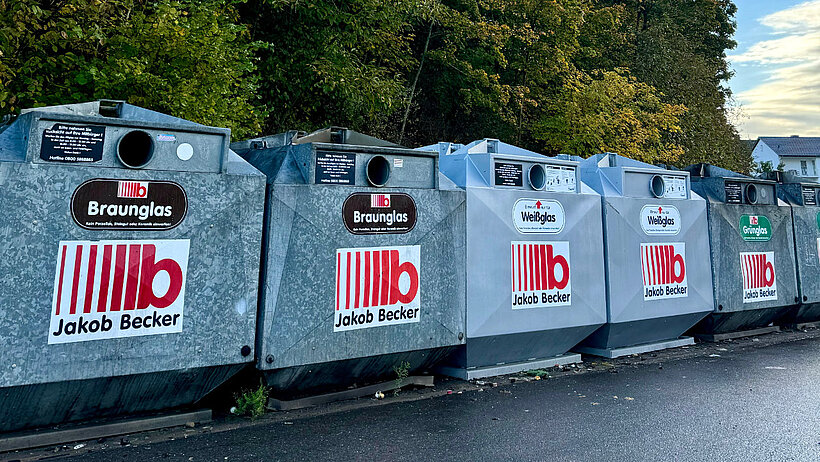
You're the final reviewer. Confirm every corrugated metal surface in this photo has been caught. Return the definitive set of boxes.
[236,130,466,392]
[688,164,798,334]
[0,102,265,431]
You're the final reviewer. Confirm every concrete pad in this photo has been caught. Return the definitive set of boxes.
[573,337,695,358]
[436,354,582,380]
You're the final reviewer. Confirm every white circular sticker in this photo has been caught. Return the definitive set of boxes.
[176,143,194,161]
[512,198,565,234]
[640,204,681,235]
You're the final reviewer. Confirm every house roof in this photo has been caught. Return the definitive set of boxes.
[741,139,757,153]
[758,136,820,158]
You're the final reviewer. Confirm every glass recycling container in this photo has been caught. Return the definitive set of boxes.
[417,139,606,378]
[764,171,820,325]
[0,101,265,431]
[574,154,714,357]
[684,164,798,337]
[232,127,466,393]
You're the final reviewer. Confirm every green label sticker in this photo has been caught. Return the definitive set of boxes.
[816,211,820,231]
[739,215,772,242]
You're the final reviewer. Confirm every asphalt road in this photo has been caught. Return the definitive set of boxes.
[31,335,820,461]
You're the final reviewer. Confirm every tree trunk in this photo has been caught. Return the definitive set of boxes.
[399,20,434,145]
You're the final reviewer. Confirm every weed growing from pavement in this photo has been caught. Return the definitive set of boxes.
[234,382,269,419]
[393,361,411,396]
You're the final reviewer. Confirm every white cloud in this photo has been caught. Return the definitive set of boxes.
[730,1,820,137]
[738,61,820,136]
[730,32,820,64]
[760,1,820,32]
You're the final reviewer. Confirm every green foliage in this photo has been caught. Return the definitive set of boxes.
[585,0,752,172]
[243,0,428,137]
[234,382,269,419]
[393,361,411,396]
[756,161,774,174]
[537,70,687,163]
[1,0,748,169]
[0,0,264,138]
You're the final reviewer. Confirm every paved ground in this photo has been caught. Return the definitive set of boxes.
[8,330,820,462]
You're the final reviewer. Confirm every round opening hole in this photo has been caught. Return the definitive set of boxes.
[366,155,391,187]
[529,164,546,190]
[650,175,665,198]
[746,183,758,204]
[117,130,154,168]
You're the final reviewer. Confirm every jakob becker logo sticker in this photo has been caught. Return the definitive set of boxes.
[49,239,190,344]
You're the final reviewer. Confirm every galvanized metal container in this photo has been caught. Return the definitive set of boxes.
[417,139,606,377]
[769,172,820,324]
[232,127,466,392]
[0,101,265,431]
[687,164,798,334]
[576,154,714,355]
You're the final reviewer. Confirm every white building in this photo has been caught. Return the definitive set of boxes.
[752,136,820,182]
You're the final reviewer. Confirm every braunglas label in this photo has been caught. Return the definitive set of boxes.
[641,243,688,300]
[640,205,681,235]
[334,245,420,332]
[49,239,190,344]
[511,241,571,309]
[740,251,777,303]
[71,179,188,231]
[512,199,565,234]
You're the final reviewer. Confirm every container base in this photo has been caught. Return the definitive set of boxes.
[574,337,694,358]
[0,364,243,433]
[0,409,211,453]
[694,326,780,342]
[436,354,581,380]
[783,320,820,330]
[267,376,435,411]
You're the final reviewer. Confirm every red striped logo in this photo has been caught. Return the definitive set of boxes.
[511,241,571,309]
[740,251,777,303]
[641,243,688,300]
[334,245,420,331]
[49,239,189,344]
[117,181,149,198]
[371,194,391,208]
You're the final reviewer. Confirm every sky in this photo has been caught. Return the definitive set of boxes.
[729,1,820,138]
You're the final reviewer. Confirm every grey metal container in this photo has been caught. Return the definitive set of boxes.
[0,101,265,431]
[232,127,466,392]
[761,171,816,325]
[417,139,606,377]
[686,164,798,334]
[576,154,714,355]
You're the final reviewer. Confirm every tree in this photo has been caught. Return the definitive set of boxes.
[534,70,686,162]
[586,0,751,172]
[0,0,263,138]
[242,0,432,138]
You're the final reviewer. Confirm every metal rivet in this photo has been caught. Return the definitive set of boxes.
[804,296,808,302]
[458,332,464,341]
[240,345,251,357]
[718,304,723,311]
[266,354,274,364]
